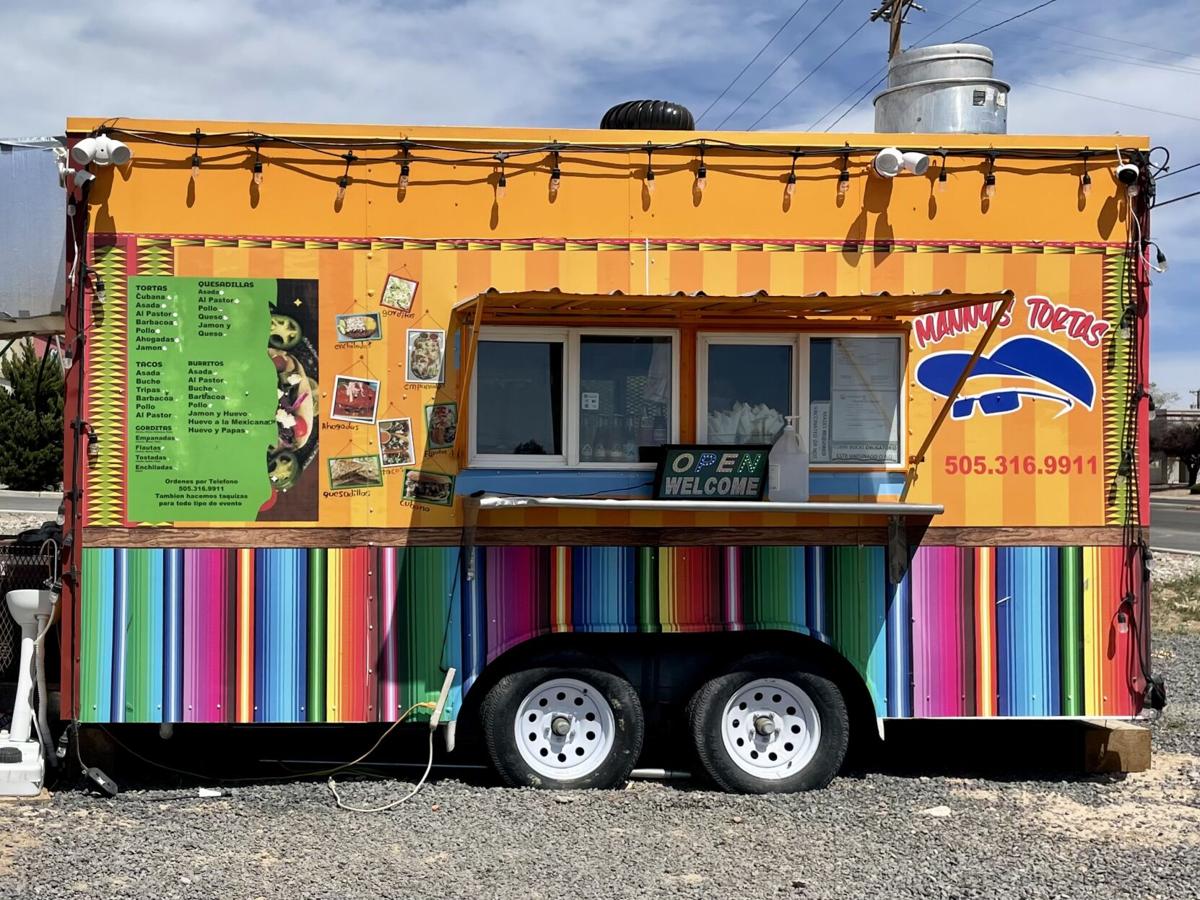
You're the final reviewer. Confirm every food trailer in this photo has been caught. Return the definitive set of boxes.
[52,101,1157,794]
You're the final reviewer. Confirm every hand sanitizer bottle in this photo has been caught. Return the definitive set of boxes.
[769,416,809,502]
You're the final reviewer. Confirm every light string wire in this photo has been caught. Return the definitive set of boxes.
[95,124,1130,169]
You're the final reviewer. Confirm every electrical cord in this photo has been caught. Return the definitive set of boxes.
[327,729,435,813]
[90,702,436,787]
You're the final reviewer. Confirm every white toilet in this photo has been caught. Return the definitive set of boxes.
[0,589,57,796]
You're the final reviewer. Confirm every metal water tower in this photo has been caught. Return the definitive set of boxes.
[874,43,1010,134]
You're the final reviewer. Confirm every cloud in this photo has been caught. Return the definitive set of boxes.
[2,0,1195,397]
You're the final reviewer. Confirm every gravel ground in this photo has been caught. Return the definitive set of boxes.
[2,570,1198,899]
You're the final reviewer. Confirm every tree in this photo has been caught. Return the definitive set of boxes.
[1148,382,1179,411]
[0,339,64,491]
[1151,418,1200,487]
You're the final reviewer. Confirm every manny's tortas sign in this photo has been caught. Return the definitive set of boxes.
[653,445,770,501]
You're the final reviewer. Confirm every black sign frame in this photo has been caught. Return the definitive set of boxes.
[652,444,771,501]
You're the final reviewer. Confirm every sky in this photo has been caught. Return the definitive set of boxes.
[1,0,1196,404]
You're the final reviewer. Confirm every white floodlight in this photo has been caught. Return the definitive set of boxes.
[69,134,133,167]
[873,147,930,178]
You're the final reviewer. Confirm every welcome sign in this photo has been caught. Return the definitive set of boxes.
[653,445,770,501]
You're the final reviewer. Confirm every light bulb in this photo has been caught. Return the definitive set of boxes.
[336,177,348,202]
[496,174,507,200]
[645,172,656,195]
[549,168,561,196]
[695,165,707,194]
[1081,172,1092,197]
[785,173,796,199]
[253,161,263,186]
[935,171,948,193]
[399,164,410,191]
[1155,247,1168,272]
[837,172,849,198]
[191,155,201,180]
[984,174,997,199]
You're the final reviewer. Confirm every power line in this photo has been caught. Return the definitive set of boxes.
[749,19,872,129]
[811,0,985,131]
[1155,189,1200,209]
[1021,82,1200,123]
[717,0,850,130]
[1160,161,1200,180]
[919,9,1200,78]
[1019,15,1194,60]
[955,0,1059,42]
[695,3,809,126]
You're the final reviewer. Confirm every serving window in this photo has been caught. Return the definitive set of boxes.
[699,332,904,467]
[470,327,678,468]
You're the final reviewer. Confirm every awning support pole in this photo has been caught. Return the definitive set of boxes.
[455,294,486,469]
[900,294,1015,502]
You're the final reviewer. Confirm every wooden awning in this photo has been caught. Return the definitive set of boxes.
[451,288,1014,324]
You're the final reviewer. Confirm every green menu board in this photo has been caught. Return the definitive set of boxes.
[127,277,279,522]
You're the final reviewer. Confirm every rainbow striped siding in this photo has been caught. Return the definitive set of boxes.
[78,543,1146,723]
[911,547,975,717]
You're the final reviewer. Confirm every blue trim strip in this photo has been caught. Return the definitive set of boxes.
[457,468,904,499]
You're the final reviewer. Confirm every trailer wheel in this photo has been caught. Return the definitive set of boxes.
[481,665,644,790]
[689,657,848,793]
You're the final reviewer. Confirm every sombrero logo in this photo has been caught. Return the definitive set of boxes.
[913,296,1104,421]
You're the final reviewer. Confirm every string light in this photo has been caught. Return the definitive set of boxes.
[1117,303,1136,339]
[836,151,850,199]
[252,141,264,186]
[190,129,202,181]
[398,142,411,191]
[549,149,561,197]
[336,151,355,203]
[644,145,656,195]
[983,153,997,200]
[495,153,508,200]
[785,150,798,199]
[1080,151,1091,199]
[935,151,948,194]
[695,143,707,196]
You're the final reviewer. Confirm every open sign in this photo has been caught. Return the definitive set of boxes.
[652,444,770,501]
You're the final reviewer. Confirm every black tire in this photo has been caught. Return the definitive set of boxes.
[688,655,848,793]
[481,663,644,790]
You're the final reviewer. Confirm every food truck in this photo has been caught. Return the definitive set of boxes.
[48,82,1160,794]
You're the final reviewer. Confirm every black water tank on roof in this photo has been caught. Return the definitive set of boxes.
[601,100,695,130]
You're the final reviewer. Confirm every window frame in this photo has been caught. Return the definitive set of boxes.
[696,332,808,451]
[697,330,907,470]
[471,325,680,470]
[469,327,569,467]
[809,331,907,470]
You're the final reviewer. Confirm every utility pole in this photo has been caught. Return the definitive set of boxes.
[1192,389,1200,410]
[871,0,924,60]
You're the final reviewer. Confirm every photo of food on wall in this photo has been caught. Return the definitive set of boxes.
[327,455,384,490]
[380,274,418,312]
[402,469,454,506]
[377,417,415,468]
[335,312,382,343]
[425,402,457,450]
[406,329,445,384]
[330,375,380,423]
[260,279,321,523]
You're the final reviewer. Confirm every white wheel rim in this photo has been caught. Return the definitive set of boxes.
[514,677,616,781]
[720,677,821,781]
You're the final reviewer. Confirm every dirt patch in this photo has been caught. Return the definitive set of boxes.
[0,822,41,876]
[1152,577,1200,635]
[1025,752,1200,847]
